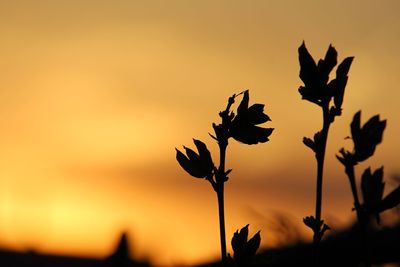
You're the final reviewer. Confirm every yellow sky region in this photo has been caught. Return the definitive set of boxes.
[0,0,400,266]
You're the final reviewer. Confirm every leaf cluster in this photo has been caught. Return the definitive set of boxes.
[337,111,400,224]
[212,90,274,146]
[360,167,400,224]
[298,42,353,120]
[176,90,273,188]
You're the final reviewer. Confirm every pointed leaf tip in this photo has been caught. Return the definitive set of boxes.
[337,57,354,77]
[303,137,316,153]
[381,186,400,212]
[247,231,261,256]
[237,90,249,114]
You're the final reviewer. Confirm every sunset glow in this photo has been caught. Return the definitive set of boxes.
[0,1,400,266]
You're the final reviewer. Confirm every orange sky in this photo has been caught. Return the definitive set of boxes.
[0,0,399,266]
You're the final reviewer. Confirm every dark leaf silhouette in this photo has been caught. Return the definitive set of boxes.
[303,131,325,160]
[336,147,354,166]
[317,44,337,85]
[336,56,354,77]
[351,111,386,162]
[331,56,354,114]
[231,224,249,253]
[298,42,353,121]
[303,137,316,153]
[298,42,320,103]
[231,224,261,262]
[303,216,330,242]
[298,42,339,105]
[381,185,400,212]
[246,231,261,257]
[361,167,385,223]
[303,216,319,232]
[230,90,274,145]
[176,139,214,179]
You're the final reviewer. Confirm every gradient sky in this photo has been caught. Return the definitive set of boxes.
[0,0,399,265]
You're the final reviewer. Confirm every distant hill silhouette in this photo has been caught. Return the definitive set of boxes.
[0,232,150,267]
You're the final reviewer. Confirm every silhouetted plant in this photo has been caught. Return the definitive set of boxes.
[337,111,400,266]
[229,224,261,266]
[297,42,354,255]
[176,90,273,263]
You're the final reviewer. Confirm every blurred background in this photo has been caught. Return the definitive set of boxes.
[0,0,399,266]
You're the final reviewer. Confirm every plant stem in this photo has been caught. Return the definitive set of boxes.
[217,185,227,263]
[314,107,331,238]
[344,165,363,222]
[217,141,228,263]
[312,106,331,266]
[344,164,370,267]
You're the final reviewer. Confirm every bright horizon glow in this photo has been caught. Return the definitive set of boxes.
[0,1,400,266]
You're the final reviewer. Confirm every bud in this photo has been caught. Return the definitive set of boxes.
[176,139,214,179]
[231,224,261,263]
[303,216,330,242]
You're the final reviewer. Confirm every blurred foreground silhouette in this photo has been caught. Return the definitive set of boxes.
[197,220,400,267]
[1,221,399,267]
[0,232,149,267]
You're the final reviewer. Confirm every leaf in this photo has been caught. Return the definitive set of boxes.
[336,148,353,166]
[237,90,249,115]
[225,169,233,176]
[247,104,271,124]
[303,137,315,152]
[231,125,274,145]
[303,216,329,242]
[381,186,400,211]
[246,231,261,256]
[298,42,318,88]
[230,90,273,145]
[336,57,354,78]
[303,216,318,232]
[361,167,385,223]
[352,112,386,162]
[363,115,386,146]
[350,111,361,146]
[176,139,214,179]
[176,148,204,178]
[231,225,261,262]
[332,57,354,112]
[193,139,213,172]
[318,44,337,84]
[332,57,354,110]
[332,76,348,110]
[183,146,199,162]
[231,224,249,253]
[317,223,331,242]
[313,131,322,145]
